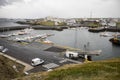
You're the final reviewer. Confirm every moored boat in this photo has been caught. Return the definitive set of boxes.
[100,32,111,37]
[0,34,11,38]
[109,34,120,45]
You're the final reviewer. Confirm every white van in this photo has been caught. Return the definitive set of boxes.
[31,58,44,66]
[65,51,79,58]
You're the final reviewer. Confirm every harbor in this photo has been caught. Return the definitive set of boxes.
[0,0,120,79]
[0,18,120,75]
[0,27,105,73]
[0,27,120,60]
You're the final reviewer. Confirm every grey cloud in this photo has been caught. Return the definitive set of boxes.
[0,0,120,18]
[0,0,23,6]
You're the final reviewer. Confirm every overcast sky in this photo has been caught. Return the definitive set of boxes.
[0,0,120,18]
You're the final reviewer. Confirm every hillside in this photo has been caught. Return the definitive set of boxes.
[16,58,120,80]
[0,55,25,80]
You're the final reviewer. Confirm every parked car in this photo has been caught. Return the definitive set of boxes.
[31,58,44,66]
[0,46,4,51]
[2,48,8,53]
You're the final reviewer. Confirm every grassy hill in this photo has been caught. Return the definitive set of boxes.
[16,58,120,80]
[0,55,25,80]
[36,21,67,26]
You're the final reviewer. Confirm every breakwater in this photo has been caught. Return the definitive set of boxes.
[88,27,120,32]
[0,26,68,32]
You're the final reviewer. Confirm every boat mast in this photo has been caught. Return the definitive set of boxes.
[74,28,78,48]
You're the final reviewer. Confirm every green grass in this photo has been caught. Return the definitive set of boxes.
[57,22,67,26]
[45,61,120,80]
[0,55,25,80]
[32,21,67,26]
[17,58,120,80]
[40,21,55,26]
[88,22,100,27]
[116,22,120,28]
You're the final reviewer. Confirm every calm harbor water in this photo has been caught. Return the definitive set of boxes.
[36,29,120,61]
[0,19,120,61]
[0,19,27,27]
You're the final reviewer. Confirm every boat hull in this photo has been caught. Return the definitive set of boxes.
[109,38,120,45]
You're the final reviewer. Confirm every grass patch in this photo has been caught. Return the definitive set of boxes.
[0,55,25,80]
[44,59,120,80]
[18,58,120,80]
[40,21,55,26]
[116,22,120,28]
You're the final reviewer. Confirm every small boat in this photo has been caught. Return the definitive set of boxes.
[88,27,105,32]
[18,31,28,35]
[109,34,120,45]
[24,28,34,32]
[11,33,19,36]
[42,39,53,44]
[14,37,26,42]
[17,28,34,35]
[100,32,111,37]
[0,34,10,38]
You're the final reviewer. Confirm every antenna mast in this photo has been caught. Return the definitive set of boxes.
[90,11,92,18]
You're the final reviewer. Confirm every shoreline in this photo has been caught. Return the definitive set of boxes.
[88,27,120,32]
[0,26,68,32]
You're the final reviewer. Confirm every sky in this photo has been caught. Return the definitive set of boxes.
[0,0,120,18]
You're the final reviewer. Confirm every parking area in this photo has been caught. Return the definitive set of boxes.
[0,38,82,73]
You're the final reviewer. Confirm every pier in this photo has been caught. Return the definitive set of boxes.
[45,45,102,56]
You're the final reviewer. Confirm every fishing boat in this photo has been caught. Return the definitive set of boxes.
[100,32,111,37]
[0,34,11,38]
[17,27,34,35]
[42,39,53,44]
[88,27,105,32]
[109,34,120,45]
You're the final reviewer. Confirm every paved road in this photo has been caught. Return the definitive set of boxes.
[0,38,76,73]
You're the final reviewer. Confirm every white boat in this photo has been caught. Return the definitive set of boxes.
[0,34,10,38]
[11,33,19,36]
[43,39,53,44]
[100,32,111,37]
[15,28,34,35]
[18,31,28,35]
[14,37,27,42]
[24,28,34,32]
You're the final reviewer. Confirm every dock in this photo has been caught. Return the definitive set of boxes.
[44,44,102,56]
[78,50,102,56]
